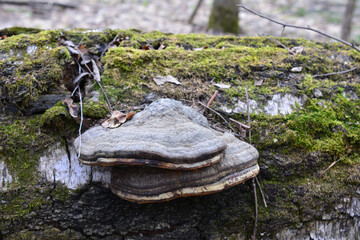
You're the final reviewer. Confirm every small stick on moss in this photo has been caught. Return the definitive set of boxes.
[245,88,252,144]
[84,62,113,112]
[263,35,292,54]
[206,90,219,107]
[313,67,358,78]
[319,156,345,178]
[238,5,360,53]
[252,178,258,240]
[255,176,267,208]
[101,31,122,58]
[197,101,237,133]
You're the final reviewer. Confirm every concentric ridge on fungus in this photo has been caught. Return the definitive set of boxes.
[74,99,227,170]
[110,133,259,203]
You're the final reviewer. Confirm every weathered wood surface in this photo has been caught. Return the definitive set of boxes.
[0,28,359,239]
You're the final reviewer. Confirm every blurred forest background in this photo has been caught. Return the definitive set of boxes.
[0,0,359,43]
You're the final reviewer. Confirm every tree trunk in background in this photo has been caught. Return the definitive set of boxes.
[208,0,240,34]
[341,0,356,41]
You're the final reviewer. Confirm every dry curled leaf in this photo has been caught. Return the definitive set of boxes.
[254,78,264,86]
[91,59,101,82]
[289,46,304,55]
[63,97,78,118]
[214,83,230,89]
[102,111,135,129]
[153,75,181,86]
[158,43,166,50]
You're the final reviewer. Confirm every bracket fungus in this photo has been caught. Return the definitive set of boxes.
[74,98,259,203]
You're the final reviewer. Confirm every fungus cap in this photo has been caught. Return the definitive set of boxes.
[74,99,227,170]
[110,133,259,203]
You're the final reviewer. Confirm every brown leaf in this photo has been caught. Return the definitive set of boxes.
[1,35,7,40]
[62,97,78,118]
[141,45,150,50]
[102,111,135,129]
[77,44,88,55]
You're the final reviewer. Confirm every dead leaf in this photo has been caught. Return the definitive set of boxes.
[72,72,90,88]
[254,79,264,86]
[194,46,208,51]
[1,35,7,40]
[158,43,166,50]
[142,45,150,50]
[289,46,304,55]
[63,97,78,118]
[102,111,135,129]
[153,75,181,85]
[214,83,231,89]
[91,59,101,82]
[291,66,303,72]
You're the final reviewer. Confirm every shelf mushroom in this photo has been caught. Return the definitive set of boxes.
[111,132,259,203]
[74,98,259,203]
[74,99,227,170]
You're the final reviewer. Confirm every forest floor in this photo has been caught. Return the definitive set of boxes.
[0,0,359,43]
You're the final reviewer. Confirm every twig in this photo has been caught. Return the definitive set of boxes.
[263,35,292,53]
[206,90,218,107]
[319,156,345,178]
[230,118,249,139]
[238,5,360,53]
[255,177,267,208]
[84,62,113,112]
[197,101,237,133]
[313,67,358,78]
[77,87,83,158]
[245,88,252,143]
[0,0,76,9]
[252,178,258,240]
[188,0,204,24]
[101,31,122,58]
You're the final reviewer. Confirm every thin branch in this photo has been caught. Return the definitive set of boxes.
[197,101,237,133]
[313,67,358,78]
[188,0,204,24]
[84,62,113,112]
[0,0,76,9]
[245,88,252,144]
[101,31,122,58]
[238,5,360,53]
[263,35,292,54]
[206,90,218,107]
[319,156,345,178]
[255,177,267,208]
[77,87,83,158]
[252,178,258,240]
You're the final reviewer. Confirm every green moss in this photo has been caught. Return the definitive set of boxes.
[1,47,70,107]
[0,117,57,183]
[82,99,108,119]
[0,27,42,37]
